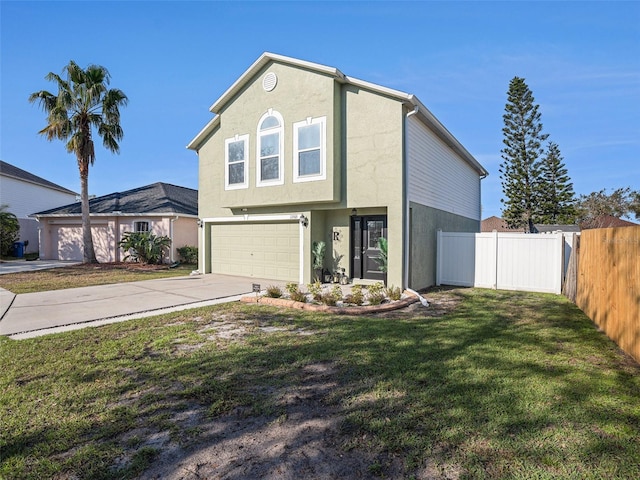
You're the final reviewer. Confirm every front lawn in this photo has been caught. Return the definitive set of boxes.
[0,263,196,294]
[1,288,638,479]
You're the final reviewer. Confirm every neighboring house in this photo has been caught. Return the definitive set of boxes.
[32,182,198,263]
[481,216,523,233]
[533,224,581,234]
[188,53,488,289]
[0,160,77,254]
[580,214,638,230]
[481,216,581,234]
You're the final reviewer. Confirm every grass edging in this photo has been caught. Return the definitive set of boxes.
[240,289,420,314]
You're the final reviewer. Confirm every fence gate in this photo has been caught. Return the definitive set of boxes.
[437,231,572,294]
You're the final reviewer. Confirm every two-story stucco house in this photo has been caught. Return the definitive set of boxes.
[188,53,488,290]
[0,160,78,254]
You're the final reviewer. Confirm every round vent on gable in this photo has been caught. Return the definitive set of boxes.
[262,72,278,92]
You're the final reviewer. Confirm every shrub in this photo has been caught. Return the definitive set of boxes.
[331,285,343,302]
[285,283,307,303]
[320,292,337,306]
[177,245,198,264]
[367,282,384,296]
[345,284,364,306]
[307,281,323,301]
[119,231,171,264]
[0,205,19,257]
[320,285,343,306]
[265,285,283,298]
[367,282,386,305]
[385,285,402,301]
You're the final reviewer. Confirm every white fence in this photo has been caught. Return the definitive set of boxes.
[436,231,577,294]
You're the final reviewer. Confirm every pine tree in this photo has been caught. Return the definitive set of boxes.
[538,142,577,224]
[499,77,548,232]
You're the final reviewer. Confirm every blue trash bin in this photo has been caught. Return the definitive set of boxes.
[12,241,24,258]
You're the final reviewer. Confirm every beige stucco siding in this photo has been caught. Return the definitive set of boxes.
[198,60,340,219]
[342,85,404,288]
[38,215,196,263]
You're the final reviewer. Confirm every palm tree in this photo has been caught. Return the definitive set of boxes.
[29,61,128,263]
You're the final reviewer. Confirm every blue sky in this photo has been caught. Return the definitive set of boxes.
[2,1,638,219]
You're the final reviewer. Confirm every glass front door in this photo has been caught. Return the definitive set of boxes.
[351,215,387,281]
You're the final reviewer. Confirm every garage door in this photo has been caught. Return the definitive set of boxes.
[53,225,112,262]
[211,222,300,282]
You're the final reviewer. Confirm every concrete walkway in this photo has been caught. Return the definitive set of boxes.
[0,274,283,339]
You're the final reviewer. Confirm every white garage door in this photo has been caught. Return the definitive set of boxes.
[211,222,300,282]
[53,225,112,262]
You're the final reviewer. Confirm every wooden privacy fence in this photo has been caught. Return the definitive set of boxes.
[576,226,640,363]
[437,231,574,294]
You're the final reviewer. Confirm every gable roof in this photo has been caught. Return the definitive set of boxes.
[0,160,77,195]
[533,223,581,233]
[187,52,488,177]
[481,216,525,232]
[33,182,198,217]
[481,216,583,233]
[580,214,638,230]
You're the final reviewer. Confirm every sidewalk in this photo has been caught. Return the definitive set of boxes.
[0,274,283,339]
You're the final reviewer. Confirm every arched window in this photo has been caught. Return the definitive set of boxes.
[256,109,284,186]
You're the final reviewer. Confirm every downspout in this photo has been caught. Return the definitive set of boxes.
[403,105,419,290]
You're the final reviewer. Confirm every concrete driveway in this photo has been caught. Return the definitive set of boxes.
[0,259,81,275]
[0,274,283,339]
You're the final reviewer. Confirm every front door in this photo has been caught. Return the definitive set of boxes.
[351,215,387,281]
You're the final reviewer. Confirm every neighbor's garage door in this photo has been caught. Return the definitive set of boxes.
[53,225,112,262]
[211,222,299,282]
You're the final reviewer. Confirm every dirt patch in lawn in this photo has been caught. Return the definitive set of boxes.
[135,289,463,480]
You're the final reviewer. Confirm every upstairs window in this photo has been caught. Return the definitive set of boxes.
[225,134,249,190]
[293,116,326,182]
[257,109,284,186]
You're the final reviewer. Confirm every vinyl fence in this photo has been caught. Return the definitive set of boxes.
[436,231,575,294]
[576,226,640,363]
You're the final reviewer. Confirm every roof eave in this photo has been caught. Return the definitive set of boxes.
[32,212,199,219]
[187,115,220,151]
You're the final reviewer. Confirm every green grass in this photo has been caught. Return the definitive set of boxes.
[1,288,638,479]
[0,263,196,294]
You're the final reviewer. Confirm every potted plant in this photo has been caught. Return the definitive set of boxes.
[312,241,326,282]
[377,237,388,284]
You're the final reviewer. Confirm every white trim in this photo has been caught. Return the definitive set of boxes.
[299,220,305,284]
[187,115,220,151]
[201,214,303,223]
[256,109,285,187]
[224,134,249,190]
[293,116,326,183]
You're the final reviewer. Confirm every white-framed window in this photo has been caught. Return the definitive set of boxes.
[256,109,284,187]
[224,134,249,190]
[293,116,326,183]
[134,221,150,232]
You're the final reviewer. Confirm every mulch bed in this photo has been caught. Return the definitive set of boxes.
[70,262,177,272]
